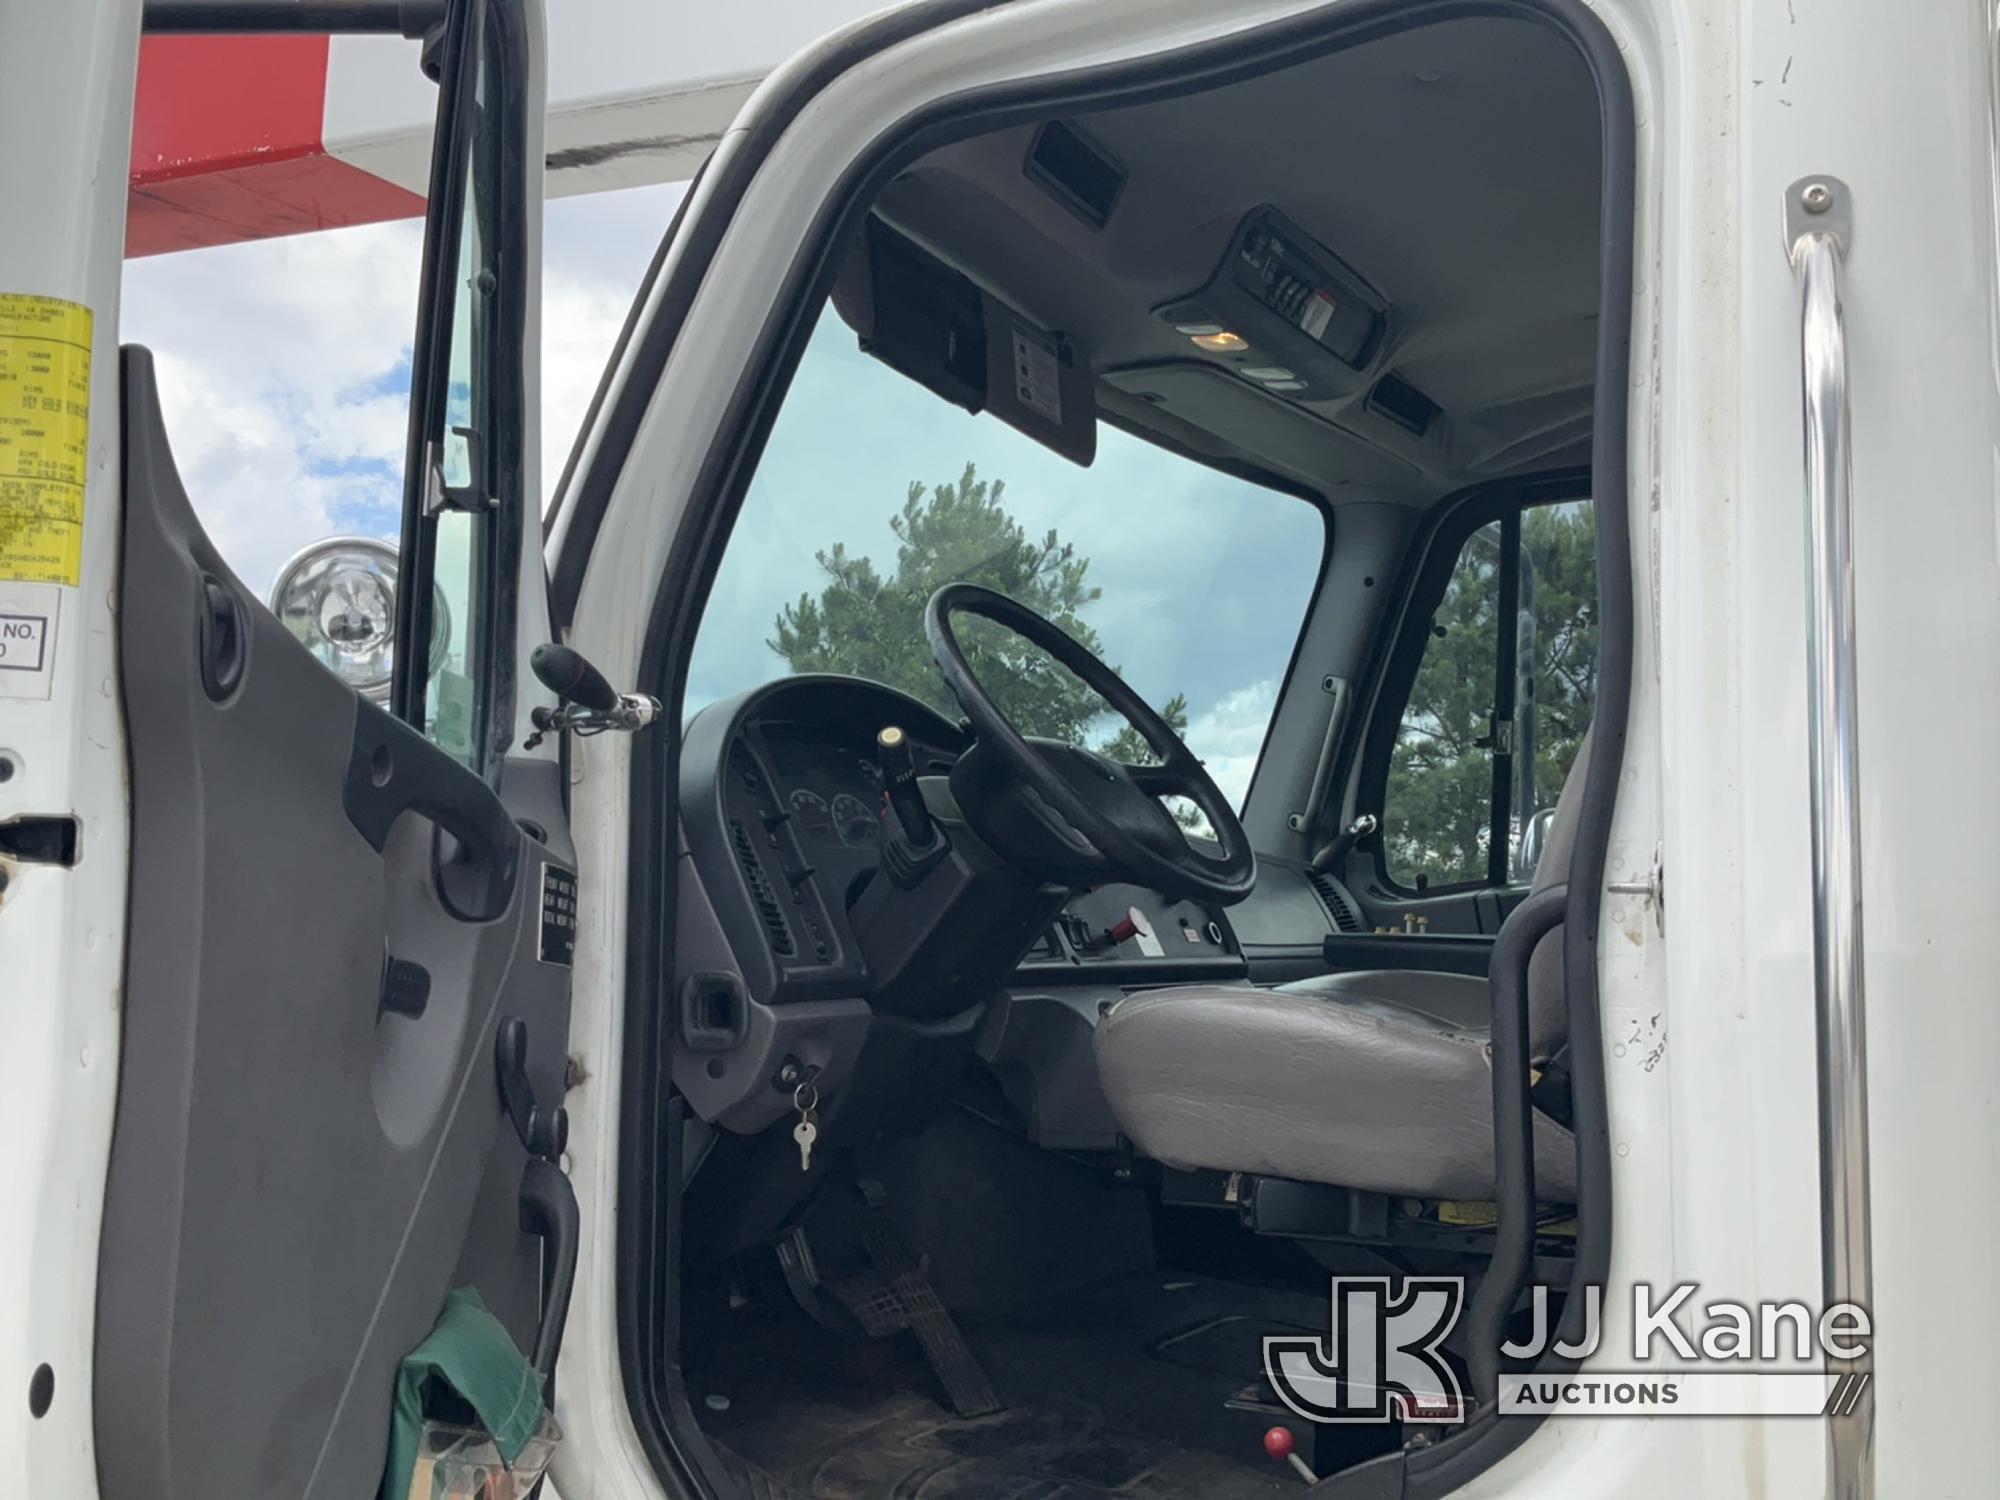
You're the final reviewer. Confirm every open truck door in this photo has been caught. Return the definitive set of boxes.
[34,4,580,1496]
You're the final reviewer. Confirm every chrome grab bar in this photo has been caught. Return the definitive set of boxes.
[1784,175,1875,1500]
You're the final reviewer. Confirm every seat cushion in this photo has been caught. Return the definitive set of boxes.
[1094,984,1576,1201]
[1275,968,1491,1031]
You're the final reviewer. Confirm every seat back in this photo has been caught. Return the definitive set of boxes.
[1526,725,1592,1055]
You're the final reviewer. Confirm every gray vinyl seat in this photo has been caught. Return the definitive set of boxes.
[1094,731,1591,1202]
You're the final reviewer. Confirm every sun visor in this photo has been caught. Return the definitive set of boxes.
[832,216,1096,467]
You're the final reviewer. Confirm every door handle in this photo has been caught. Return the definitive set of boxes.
[196,573,248,701]
[1784,175,1875,1500]
[518,1156,579,1386]
[341,695,522,921]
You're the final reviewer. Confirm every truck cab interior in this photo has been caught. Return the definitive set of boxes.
[643,9,1628,1496]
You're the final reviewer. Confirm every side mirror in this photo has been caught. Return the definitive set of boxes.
[1513,805,1558,884]
[268,536,448,703]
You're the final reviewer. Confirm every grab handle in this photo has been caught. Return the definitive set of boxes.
[1785,174,1875,1500]
[1464,882,1566,1407]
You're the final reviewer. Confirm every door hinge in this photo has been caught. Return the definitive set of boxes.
[1607,842,1665,936]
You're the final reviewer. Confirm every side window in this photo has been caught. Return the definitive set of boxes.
[1383,520,1503,889]
[1510,499,1597,879]
[397,0,508,768]
[1383,499,1596,890]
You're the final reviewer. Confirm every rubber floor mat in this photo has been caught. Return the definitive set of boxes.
[699,1271,1318,1496]
[716,1393,1291,1498]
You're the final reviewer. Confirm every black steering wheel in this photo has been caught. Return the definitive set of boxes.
[923,582,1256,905]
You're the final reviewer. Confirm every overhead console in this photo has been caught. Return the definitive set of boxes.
[1154,205,1391,403]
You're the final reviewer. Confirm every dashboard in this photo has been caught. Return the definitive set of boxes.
[679,675,1259,1007]
[672,673,1358,1149]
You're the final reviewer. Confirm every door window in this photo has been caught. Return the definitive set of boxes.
[1382,498,1596,890]
[1382,519,1504,889]
[397,0,508,768]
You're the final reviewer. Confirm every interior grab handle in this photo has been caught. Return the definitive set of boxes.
[1464,882,1566,1408]
[1784,174,1875,1500]
[518,1156,580,1386]
[342,695,522,922]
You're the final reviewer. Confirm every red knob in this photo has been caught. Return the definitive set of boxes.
[1263,1427,1295,1461]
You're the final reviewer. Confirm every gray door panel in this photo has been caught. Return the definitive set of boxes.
[96,348,573,1500]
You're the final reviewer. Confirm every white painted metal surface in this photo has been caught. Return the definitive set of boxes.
[324,0,895,201]
[0,3,142,1497]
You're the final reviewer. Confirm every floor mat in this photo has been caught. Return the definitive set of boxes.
[699,1272,1317,1497]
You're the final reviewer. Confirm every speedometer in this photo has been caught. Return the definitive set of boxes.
[832,793,880,848]
[789,789,836,843]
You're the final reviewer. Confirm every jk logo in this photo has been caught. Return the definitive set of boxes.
[1264,1277,1468,1424]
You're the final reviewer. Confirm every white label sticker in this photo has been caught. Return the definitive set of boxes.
[0,580,58,700]
[1300,292,1337,342]
[1129,905,1164,958]
[1011,325,1063,426]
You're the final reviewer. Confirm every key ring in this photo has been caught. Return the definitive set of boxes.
[793,1079,818,1114]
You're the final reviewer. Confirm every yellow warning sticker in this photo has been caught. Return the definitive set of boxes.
[0,294,93,586]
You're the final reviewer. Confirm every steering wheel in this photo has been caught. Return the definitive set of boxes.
[923,582,1256,905]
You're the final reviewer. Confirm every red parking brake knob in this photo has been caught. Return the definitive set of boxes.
[1108,914,1140,945]
[1263,1427,1318,1484]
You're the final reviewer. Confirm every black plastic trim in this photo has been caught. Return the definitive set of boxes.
[601,2,1636,1495]
[142,0,440,32]
[519,1156,580,1385]
[1321,931,1493,978]
[1022,118,1127,229]
[1464,881,1566,1406]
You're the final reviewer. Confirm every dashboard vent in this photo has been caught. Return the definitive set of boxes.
[1308,871,1365,933]
[729,818,795,957]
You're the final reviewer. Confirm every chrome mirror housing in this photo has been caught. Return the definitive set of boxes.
[1513,804,1558,884]
[267,536,448,703]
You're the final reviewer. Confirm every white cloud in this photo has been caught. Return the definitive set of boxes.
[1186,677,1280,808]
[121,219,424,594]
[118,182,685,598]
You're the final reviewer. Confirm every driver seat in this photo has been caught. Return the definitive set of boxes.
[1093,732,1590,1202]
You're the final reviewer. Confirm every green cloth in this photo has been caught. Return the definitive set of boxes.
[380,1285,545,1500]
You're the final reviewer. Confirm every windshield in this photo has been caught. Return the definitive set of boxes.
[688,307,1327,813]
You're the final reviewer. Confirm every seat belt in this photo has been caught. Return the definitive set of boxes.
[1528,1043,1574,1129]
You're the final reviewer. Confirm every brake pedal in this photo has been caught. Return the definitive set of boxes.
[862,1229,1002,1418]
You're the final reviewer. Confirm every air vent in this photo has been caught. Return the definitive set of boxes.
[1024,119,1126,229]
[1366,372,1441,436]
[1308,871,1365,933]
[729,818,795,957]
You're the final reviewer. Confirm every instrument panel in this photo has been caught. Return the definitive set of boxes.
[681,674,1248,1004]
[760,724,899,851]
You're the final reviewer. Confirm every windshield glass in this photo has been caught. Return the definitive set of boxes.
[688,307,1327,812]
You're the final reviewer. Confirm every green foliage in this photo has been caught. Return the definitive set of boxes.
[770,460,1194,800]
[1384,502,1598,887]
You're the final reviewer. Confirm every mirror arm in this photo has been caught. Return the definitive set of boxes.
[1309,811,1379,875]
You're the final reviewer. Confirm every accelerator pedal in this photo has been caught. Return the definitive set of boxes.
[861,1228,1002,1418]
[827,1267,908,1339]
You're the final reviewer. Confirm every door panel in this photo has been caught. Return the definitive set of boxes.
[94,352,572,1500]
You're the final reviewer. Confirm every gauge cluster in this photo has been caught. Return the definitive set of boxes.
[777,750,889,852]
